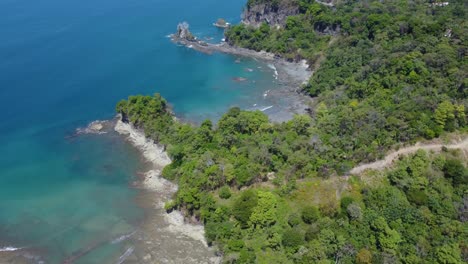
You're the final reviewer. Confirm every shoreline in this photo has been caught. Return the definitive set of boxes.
[114,119,221,264]
[171,34,314,122]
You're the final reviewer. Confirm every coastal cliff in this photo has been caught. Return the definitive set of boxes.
[242,0,299,28]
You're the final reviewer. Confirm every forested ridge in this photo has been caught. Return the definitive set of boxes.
[116,94,467,263]
[115,0,467,262]
[226,0,467,165]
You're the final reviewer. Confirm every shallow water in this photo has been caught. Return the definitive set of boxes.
[0,0,285,263]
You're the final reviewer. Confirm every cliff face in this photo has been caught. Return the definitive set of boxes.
[242,1,299,28]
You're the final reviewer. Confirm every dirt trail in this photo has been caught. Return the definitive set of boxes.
[350,137,468,175]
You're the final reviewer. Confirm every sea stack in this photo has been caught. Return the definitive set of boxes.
[176,22,195,41]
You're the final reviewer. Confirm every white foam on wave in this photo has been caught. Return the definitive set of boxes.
[0,246,23,252]
[260,105,274,112]
[111,231,137,244]
[263,89,270,98]
[116,246,134,264]
[267,63,278,79]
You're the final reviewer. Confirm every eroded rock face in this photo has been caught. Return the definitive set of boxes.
[242,1,299,28]
[176,22,195,41]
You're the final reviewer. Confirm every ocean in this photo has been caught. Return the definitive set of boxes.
[0,0,282,262]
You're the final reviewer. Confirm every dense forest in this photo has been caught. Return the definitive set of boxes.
[226,0,467,165]
[116,0,467,263]
[116,94,467,263]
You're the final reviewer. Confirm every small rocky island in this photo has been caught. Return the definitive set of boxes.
[213,18,230,28]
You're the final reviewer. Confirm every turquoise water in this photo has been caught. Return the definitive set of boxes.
[0,0,279,262]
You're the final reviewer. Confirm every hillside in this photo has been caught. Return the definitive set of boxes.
[116,94,467,263]
[226,0,467,170]
[115,0,467,263]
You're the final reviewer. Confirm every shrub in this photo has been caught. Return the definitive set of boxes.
[347,202,363,220]
[301,206,320,224]
[232,190,258,228]
[219,186,232,199]
[406,189,428,206]
[282,228,304,248]
[227,239,245,252]
[340,196,355,212]
[164,200,176,212]
[443,159,468,185]
[305,224,320,241]
[288,213,302,227]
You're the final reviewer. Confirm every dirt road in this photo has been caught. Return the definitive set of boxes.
[350,137,468,174]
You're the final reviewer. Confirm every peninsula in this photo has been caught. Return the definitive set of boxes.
[120,0,468,263]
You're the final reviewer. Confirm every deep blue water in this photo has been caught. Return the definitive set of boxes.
[0,0,278,262]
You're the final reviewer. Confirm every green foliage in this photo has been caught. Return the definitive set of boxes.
[340,196,355,212]
[232,190,258,228]
[435,243,463,264]
[282,228,304,248]
[443,159,468,185]
[117,93,466,262]
[228,0,467,168]
[218,186,232,199]
[118,0,468,254]
[346,202,363,221]
[301,205,320,224]
[288,213,301,227]
[250,191,278,228]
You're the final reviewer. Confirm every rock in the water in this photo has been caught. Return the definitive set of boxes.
[89,122,103,131]
[232,77,247,82]
[213,18,230,28]
[176,22,195,41]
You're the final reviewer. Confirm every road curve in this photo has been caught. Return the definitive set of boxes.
[350,137,468,175]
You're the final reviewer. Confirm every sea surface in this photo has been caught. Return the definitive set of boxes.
[0,0,281,263]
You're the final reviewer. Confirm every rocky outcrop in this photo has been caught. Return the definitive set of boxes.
[242,1,299,28]
[176,22,195,41]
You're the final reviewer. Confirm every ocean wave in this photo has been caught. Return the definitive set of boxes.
[267,64,278,79]
[260,105,274,112]
[116,247,134,264]
[0,246,23,252]
[111,231,136,244]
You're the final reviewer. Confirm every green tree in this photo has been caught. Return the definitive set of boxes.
[232,190,258,228]
[443,159,468,185]
[250,191,278,228]
[435,244,462,264]
[219,186,232,199]
[301,206,320,224]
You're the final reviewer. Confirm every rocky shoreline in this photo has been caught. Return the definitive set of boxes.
[171,22,313,123]
[114,118,221,264]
